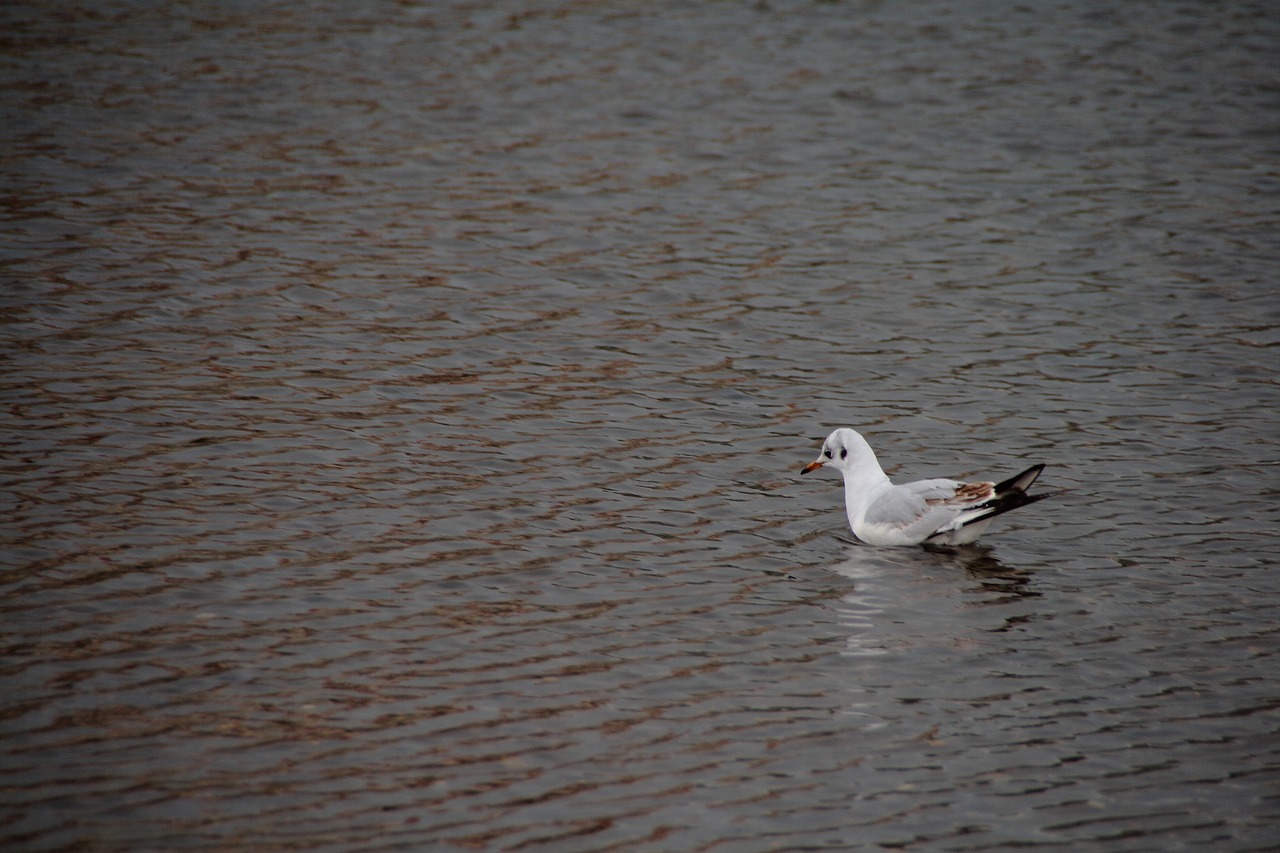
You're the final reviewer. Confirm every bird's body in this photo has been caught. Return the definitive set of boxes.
[801,428,1050,547]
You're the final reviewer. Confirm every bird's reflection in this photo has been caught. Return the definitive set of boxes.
[827,539,1037,595]
[825,540,1041,657]
[921,542,1040,600]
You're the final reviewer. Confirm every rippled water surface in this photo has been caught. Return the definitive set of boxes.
[3,1,1278,850]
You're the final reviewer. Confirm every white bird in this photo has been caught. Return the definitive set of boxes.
[801,427,1051,546]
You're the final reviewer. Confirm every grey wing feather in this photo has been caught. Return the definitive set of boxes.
[864,481,964,532]
[902,478,965,502]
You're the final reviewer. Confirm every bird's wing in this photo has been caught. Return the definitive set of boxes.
[858,466,1049,545]
[861,480,976,543]
[924,465,1049,541]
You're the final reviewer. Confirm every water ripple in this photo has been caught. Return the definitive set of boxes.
[3,0,1278,850]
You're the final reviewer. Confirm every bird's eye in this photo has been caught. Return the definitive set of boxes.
[840,448,848,459]
[823,449,832,459]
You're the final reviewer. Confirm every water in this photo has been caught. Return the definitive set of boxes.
[3,1,1278,850]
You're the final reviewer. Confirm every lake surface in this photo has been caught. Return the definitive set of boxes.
[3,1,1278,850]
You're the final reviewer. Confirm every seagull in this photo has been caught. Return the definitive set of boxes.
[801,427,1052,546]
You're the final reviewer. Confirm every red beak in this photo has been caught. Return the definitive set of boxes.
[800,460,824,475]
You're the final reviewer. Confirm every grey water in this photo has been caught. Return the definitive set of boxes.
[2,1,1278,850]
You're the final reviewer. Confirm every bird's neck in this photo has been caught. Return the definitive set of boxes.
[842,461,891,520]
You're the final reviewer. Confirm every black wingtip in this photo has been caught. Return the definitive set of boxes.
[993,463,1045,495]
